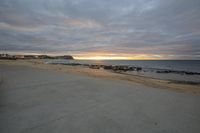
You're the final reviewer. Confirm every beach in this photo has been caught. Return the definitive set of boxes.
[0,60,200,133]
[0,59,200,94]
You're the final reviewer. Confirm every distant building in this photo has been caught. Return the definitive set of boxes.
[0,54,15,60]
[14,55,24,59]
[0,54,10,57]
[0,54,74,60]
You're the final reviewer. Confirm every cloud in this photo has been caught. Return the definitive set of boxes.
[0,22,43,32]
[64,18,102,29]
[0,0,200,59]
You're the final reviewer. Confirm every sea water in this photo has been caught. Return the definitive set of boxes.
[46,60,200,73]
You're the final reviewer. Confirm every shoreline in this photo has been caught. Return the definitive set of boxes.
[0,59,200,94]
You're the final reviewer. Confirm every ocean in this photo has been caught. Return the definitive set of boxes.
[45,60,200,73]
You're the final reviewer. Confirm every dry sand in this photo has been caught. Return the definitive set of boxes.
[0,64,200,133]
[0,59,200,94]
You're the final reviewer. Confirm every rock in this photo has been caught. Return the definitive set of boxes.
[69,63,81,66]
[156,70,200,75]
[136,67,142,71]
[104,65,113,70]
[89,65,100,69]
[82,64,90,67]
[111,65,141,72]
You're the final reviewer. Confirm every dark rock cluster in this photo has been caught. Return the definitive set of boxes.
[89,64,142,72]
[50,62,142,72]
[156,70,200,75]
[89,65,101,69]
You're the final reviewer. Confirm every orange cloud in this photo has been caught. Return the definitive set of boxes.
[64,19,102,29]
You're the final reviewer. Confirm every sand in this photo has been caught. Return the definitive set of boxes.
[0,64,200,133]
[0,59,200,94]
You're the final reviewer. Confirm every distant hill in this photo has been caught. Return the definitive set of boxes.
[54,55,74,59]
[38,55,74,59]
[0,54,74,60]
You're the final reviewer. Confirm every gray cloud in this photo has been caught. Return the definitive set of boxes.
[0,0,200,59]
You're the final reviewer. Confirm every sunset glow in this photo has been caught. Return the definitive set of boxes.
[73,53,160,60]
[74,56,132,60]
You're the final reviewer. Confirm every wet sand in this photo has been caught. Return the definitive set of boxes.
[0,61,200,133]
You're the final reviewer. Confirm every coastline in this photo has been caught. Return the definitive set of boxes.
[0,59,200,94]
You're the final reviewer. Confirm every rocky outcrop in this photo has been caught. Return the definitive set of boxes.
[101,65,142,71]
[50,62,143,72]
[156,70,200,75]
[89,65,100,69]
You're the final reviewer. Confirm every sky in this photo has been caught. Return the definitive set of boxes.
[0,0,200,59]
